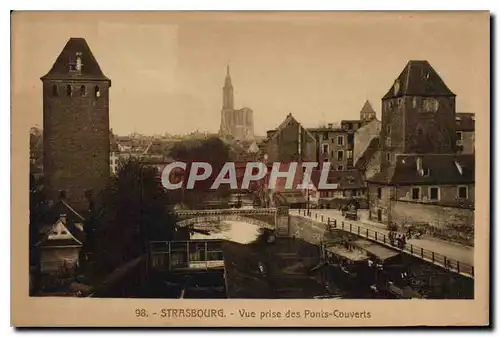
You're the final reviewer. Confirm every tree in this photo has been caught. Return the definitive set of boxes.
[169,136,232,208]
[92,158,177,272]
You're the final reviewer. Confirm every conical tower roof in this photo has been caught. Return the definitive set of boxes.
[41,37,110,83]
[383,60,455,99]
[360,100,375,114]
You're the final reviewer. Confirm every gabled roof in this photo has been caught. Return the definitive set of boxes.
[41,37,110,82]
[35,199,86,245]
[360,100,376,114]
[368,154,474,185]
[355,137,380,170]
[266,113,316,143]
[383,60,455,99]
[310,168,366,191]
[36,218,83,248]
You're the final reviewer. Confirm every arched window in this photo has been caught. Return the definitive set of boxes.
[52,84,58,96]
[80,85,86,96]
[94,86,100,98]
[66,85,72,97]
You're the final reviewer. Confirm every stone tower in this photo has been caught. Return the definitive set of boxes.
[379,60,456,171]
[41,37,111,211]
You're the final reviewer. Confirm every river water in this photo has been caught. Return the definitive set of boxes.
[190,220,356,299]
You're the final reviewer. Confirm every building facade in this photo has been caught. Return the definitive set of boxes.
[367,60,474,231]
[260,113,317,163]
[308,126,355,170]
[41,37,111,211]
[219,65,255,142]
[455,112,475,154]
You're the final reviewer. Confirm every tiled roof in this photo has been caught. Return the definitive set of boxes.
[41,38,110,82]
[355,137,380,170]
[360,100,376,114]
[383,60,455,99]
[368,154,474,185]
[456,112,475,132]
[35,199,86,245]
[310,168,366,191]
[274,191,307,205]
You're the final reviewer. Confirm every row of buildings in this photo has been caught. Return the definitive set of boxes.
[254,60,475,231]
[30,37,476,282]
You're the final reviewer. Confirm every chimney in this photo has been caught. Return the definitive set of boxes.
[327,123,333,128]
[266,130,276,138]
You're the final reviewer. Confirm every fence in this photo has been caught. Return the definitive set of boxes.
[294,209,474,279]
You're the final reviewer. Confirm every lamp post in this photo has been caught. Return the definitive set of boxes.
[307,187,311,216]
[263,153,269,208]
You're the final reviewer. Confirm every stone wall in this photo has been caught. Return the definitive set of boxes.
[392,200,474,229]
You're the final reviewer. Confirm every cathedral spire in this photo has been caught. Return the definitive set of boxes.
[223,63,234,110]
[225,62,232,87]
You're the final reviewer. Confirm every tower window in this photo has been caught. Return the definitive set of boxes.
[386,125,391,134]
[52,84,58,96]
[95,86,100,98]
[80,85,86,96]
[66,85,72,97]
[386,152,391,161]
[377,187,382,200]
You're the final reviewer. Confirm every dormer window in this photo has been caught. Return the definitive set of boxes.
[394,80,400,95]
[423,98,439,113]
[76,52,83,72]
[66,85,72,97]
[94,86,100,98]
[69,52,83,73]
[52,84,58,96]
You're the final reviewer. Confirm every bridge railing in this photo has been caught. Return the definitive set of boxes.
[294,209,474,279]
[173,208,278,216]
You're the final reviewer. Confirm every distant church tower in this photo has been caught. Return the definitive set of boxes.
[41,37,111,211]
[219,65,255,142]
[360,100,377,124]
[222,64,234,111]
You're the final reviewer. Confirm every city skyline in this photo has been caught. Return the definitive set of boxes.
[13,12,488,136]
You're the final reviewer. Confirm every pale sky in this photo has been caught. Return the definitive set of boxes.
[12,11,489,136]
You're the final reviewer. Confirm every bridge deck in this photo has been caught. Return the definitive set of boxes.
[293,210,474,279]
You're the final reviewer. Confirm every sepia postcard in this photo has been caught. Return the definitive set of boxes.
[11,10,490,327]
